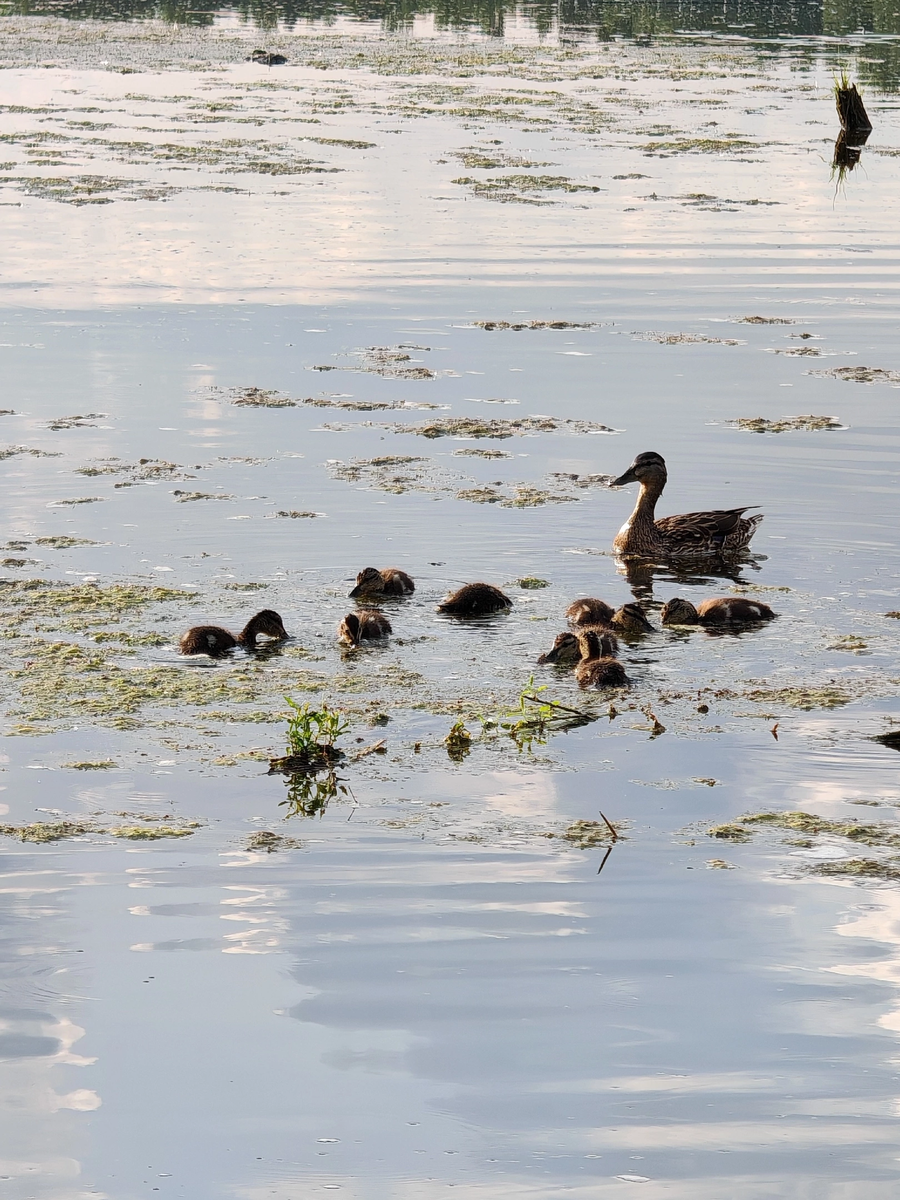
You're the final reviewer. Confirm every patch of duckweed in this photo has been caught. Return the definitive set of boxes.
[305,396,444,412]
[737,316,794,324]
[273,510,321,519]
[230,387,297,408]
[633,331,742,346]
[808,366,900,384]
[827,635,869,654]
[404,416,613,439]
[0,580,193,618]
[641,137,759,155]
[63,760,117,769]
[809,859,900,880]
[517,578,550,589]
[558,819,620,848]
[457,486,503,504]
[172,491,233,502]
[710,811,900,849]
[34,536,96,548]
[0,821,92,842]
[92,630,169,647]
[49,497,104,506]
[450,149,551,169]
[706,858,736,869]
[743,685,851,710]
[453,448,512,458]
[4,174,180,205]
[474,320,601,331]
[732,415,844,433]
[0,445,61,460]
[313,346,435,380]
[246,830,303,852]
[453,173,601,203]
[204,710,283,723]
[108,825,198,840]
[501,487,577,508]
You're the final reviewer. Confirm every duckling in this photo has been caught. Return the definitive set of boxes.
[567,597,615,627]
[611,451,763,559]
[338,610,392,646]
[610,602,655,634]
[539,628,619,665]
[661,596,776,626]
[437,583,512,616]
[179,609,287,658]
[349,567,415,598]
[574,629,630,689]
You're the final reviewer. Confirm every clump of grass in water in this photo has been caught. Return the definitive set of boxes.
[495,676,595,752]
[269,698,348,773]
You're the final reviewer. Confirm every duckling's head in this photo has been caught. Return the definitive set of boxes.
[538,632,580,664]
[660,597,700,625]
[241,609,288,644]
[599,633,619,658]
[612,602,654,633]
[611,451,667,488]
[349,567,383,598]
[577,628,604,661]
[339,612,362,646]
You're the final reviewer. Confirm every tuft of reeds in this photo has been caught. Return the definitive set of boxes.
[834,73,872,134]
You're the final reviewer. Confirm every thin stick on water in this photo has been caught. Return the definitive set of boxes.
[598,810,618,843]
[522,694,591,719]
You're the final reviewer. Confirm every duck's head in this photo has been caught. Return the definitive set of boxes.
[611,451,667,488]
[537,632,579,664]
[612,602,654,633]
[660,597,700,625]
[349,567,384,598]
[339,612,363,646]
[245,609,288,641]
[577,628,604,661]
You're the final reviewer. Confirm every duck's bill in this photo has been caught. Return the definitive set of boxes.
[610,465,638,487]
[348,584,366,598]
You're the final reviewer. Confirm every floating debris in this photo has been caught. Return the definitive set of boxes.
[808,366,900,384]
[834,74,872,135]
[63,760,117,769]
[245,830,303,852]
[47,413,107,429]
[517,577,550,589]
[403,416,613,439]
[735,316,795,325]
[632,331,742,346]
[172,491,233,502]
[731,415,843,433]
[273,510,321,519]
[230,387,297,408]
[473,320,602,331]
[0,445,61,460]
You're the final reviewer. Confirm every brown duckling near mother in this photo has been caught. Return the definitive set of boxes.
[538,628,620,666]
[566,597,654,634]
[349,567,415,598]
[661,596,776,626]
[574,629,630,689]
[437,582,512,617]
[180,609,287,658]
[338,610,392,646]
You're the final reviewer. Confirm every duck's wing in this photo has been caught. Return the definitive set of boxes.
[655,506,760,552]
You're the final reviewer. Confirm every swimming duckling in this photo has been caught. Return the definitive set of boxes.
[349,567,415,598]
[338,610,392,646]
[611,602,655,634]
[539,628,619,665]
[574,629,630,689]
[567,597,615,627]
[437,583,512,616]
[661,596,776,626]
[611,451,763,559]
[179,609,287,658]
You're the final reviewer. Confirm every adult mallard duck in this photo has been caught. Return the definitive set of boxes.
[574,629,630,689]
[661,596,776,626]
[338,610,392,646]
[180,609,287,657]
[437,583,512,616]
[349,567,415,598]
[611,451,763,559]
[539,628,619,665]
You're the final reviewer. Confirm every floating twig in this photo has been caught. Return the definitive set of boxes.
[521,693,593,720]
[598,810,619,843]
[350,739,386,762]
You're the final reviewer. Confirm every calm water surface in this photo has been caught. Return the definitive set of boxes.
[1,6,900,1198]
